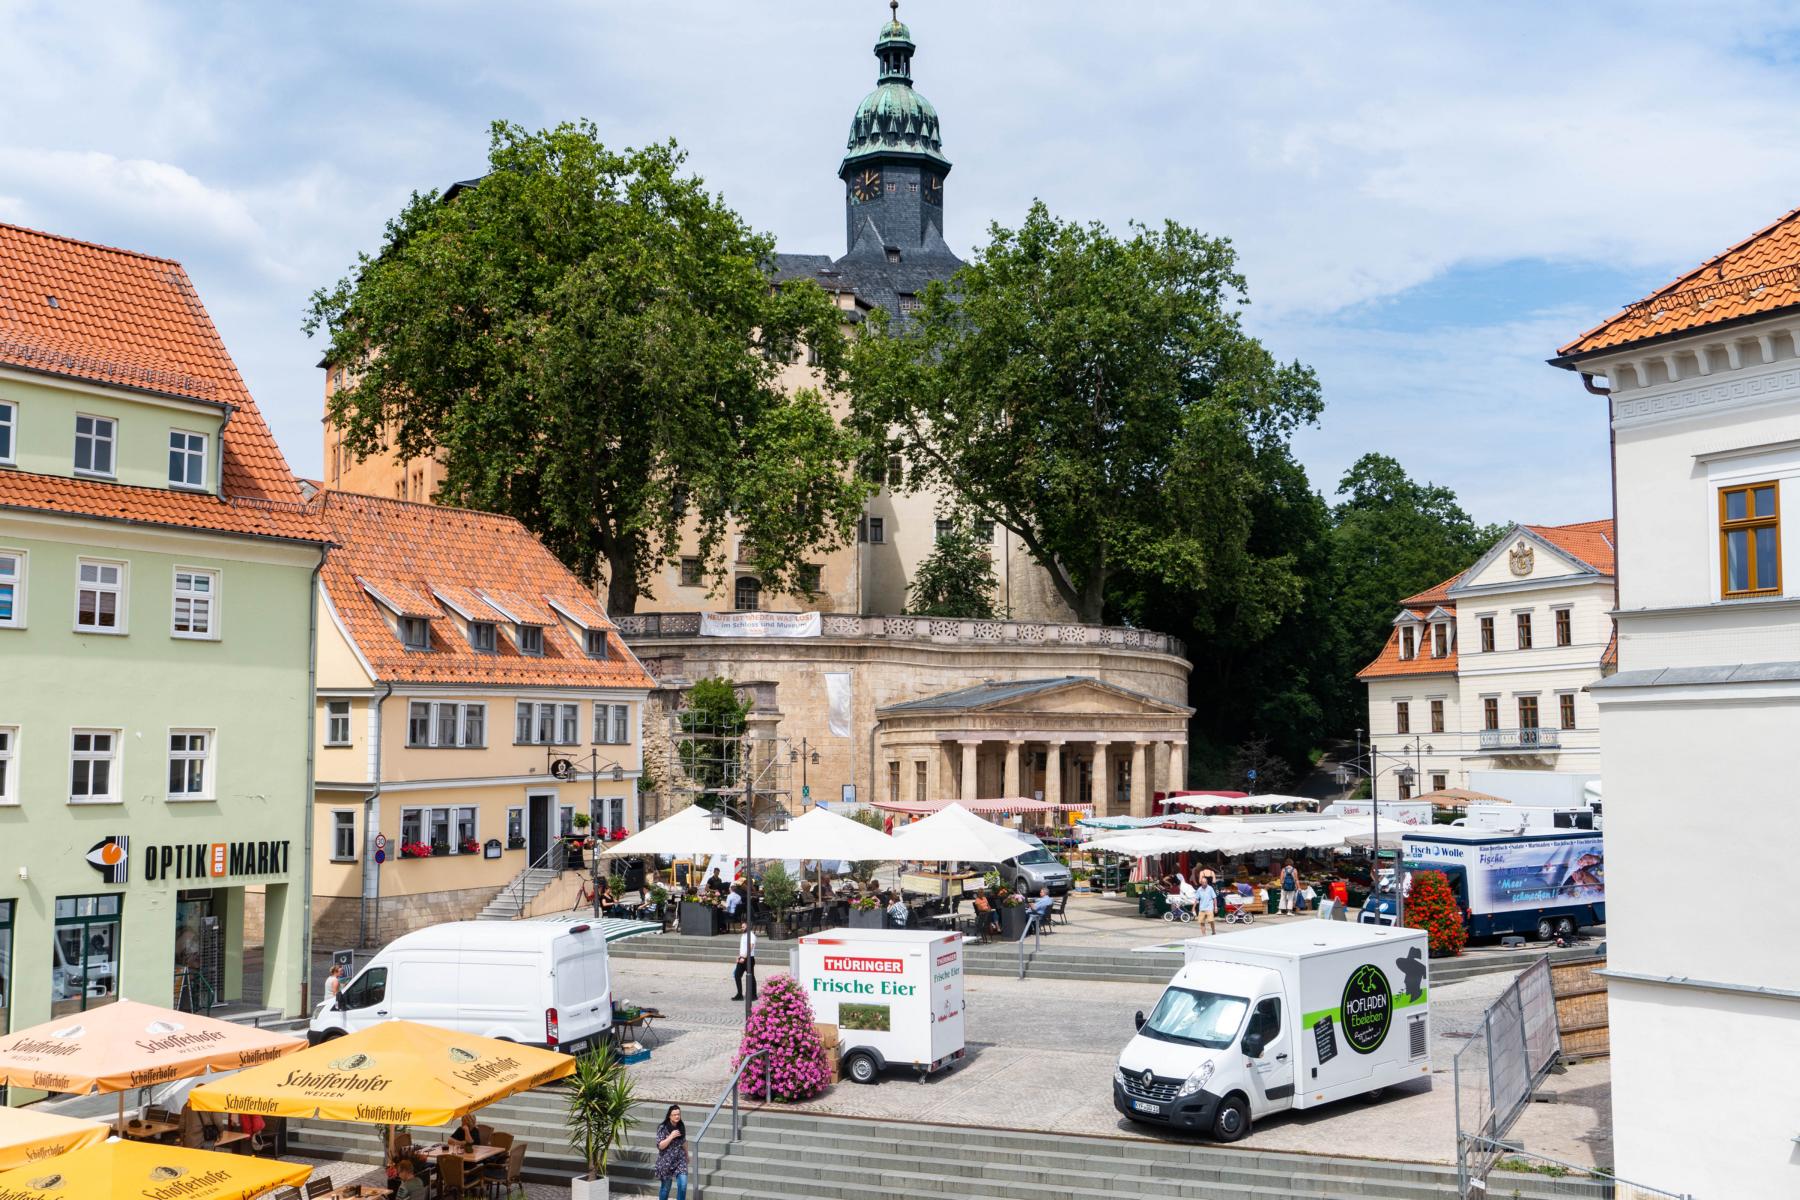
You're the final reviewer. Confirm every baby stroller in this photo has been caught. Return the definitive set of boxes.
[1162,893,1197,923]
[1222,885,1258,925]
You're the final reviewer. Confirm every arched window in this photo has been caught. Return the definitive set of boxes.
[734,577,761,611]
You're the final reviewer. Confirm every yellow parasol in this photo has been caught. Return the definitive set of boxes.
[187,1020,575,1127]
[0,1108,107,1171]
[0,1139,309,1200]
[0,1000,302,1094]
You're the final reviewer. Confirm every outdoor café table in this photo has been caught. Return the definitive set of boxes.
[319,1186,389,1200]
[111,1117,179,1142]
[416,1142,506,1170]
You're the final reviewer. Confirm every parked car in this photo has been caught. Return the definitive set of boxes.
[1000,835,1072,897]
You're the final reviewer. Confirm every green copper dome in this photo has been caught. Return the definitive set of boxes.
[840,6,950,173]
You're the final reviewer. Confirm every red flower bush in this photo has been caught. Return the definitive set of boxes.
[460,838,481,855]
[400,841,432,859]
[733,974,831,1101]
[1404,869,1467,957]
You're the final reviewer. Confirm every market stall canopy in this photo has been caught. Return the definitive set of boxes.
[1163,792,1309,810]
[870,796,1091,815]
[601,803,766,858]
[1414,787,1507,808]
[189,1019,574,1126]
[758,806,897,860]
[524,914,664,942]
[0,1107,106,1171]
[888,802,1038,863]
[0,1000,303,1094]
[0,1139,310,1200]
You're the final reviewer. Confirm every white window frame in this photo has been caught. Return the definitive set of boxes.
[0,549,25,629]
[0,725,17,806]
[515,701,534,745]
[331,810,358,861]
[595,703,631,746]
[325,700,352,747]
[73,413,117,478]
[454,805,479,853]
[506,805,525,847]
[171,567,219,640]
[69,728,120,804]
[408,701,485,748]
[0,400,14,466]
[558,703,579,746]
[74,558,127,635]
[166,728,214,801]
[167,429,209,490]
[401,805,479,854]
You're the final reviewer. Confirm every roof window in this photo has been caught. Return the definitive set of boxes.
[399,616,431,651]
[518,625,544,656]
[45,295,60,309]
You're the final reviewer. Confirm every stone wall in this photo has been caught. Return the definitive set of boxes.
[310,883,507,950]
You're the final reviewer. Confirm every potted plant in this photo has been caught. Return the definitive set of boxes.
[566,1047,635,1200]
[507,833,527,850]
[573,811,592,832]
[399,840,432,860]
[607,871,628,903]
[997,890,1031,940]
[429,838,450,857]
[679,892,723,936]
[761,862,798,938]
[848,894,884,929]
[460,837,481,856]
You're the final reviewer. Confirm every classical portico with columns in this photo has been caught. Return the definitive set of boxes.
[874,677,1192,817]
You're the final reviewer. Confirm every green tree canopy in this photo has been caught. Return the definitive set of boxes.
[907,521,1000,618]
[847,201,1322,624]
[306,120,870,612]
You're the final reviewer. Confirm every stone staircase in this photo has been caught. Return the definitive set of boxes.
[476,867,561,920]
[289,1092,1610,1200]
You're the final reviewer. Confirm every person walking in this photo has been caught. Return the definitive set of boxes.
[732,928,757,1001]
[1280,859,1300,915]
[654,1105,689,1200]
[1194,877,1218,935]
[324,963,343,1003]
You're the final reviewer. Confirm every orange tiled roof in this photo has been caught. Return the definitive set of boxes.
[1400,573,1464,607]
[1527,519,1615,576]
[1357,608,1459,681]
[314,491,654,690]
[1558,207,1800,359]
[0,223,324,544]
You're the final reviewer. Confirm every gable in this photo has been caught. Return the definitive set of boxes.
[1453,527,1598,593]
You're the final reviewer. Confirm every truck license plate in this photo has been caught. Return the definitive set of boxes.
[1131,1100,1161,1114]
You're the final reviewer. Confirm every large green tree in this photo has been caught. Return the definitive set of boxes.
[847,202,1322,625]
[907,521,1000,618]
[306,120,870,612]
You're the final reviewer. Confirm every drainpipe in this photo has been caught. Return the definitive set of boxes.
[1582,372,1621,623]
[359,680,394,947]
[866,718,884,809]
[298,547,325,1015]
[214,405,234,496]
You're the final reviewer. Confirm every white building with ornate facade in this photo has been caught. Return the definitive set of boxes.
[1358,521,1615,801]
[1553,207,1800,1199]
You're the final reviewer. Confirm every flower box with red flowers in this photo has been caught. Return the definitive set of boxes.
[459,838,481,855]
[399,841,433,859]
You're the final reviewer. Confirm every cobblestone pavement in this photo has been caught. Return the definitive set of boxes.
[611,952,1612,1169]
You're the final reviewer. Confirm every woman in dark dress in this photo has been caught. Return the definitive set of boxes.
[654,1104,688,1200]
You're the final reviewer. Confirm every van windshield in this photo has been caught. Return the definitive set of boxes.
[1141,987,1249,1049]
[1013,849,1055,866]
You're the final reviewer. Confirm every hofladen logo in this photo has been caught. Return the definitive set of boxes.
[1341,964,1393,1055]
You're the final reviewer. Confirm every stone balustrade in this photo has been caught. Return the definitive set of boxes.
[614,610,1186,659]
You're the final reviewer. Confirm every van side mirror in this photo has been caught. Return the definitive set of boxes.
[1243,1032,1266,1058]
[1133,1010,1145,1031]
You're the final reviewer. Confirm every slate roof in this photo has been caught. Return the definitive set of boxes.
[1556,206,1800,360]
[313,490,653,690]
[773,221,963,322]
[878,675,1191,715]
[0,222,326,545]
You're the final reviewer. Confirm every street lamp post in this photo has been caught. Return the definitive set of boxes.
[789,740,821,808]
[551,752,625,920]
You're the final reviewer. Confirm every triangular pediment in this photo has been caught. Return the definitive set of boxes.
[1451,526,1598,593]
[878,675,1192,718]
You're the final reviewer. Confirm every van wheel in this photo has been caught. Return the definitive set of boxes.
[1555,917,1576,938]
[315,1029,344,1044]
[844,1052,878,1085]
[1210,1094,1250,1142]
[1536,918,1556,941]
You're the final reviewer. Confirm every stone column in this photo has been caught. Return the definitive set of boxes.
[1153,741,1171,807]
[960,740,979,802]
[1091,741,1112,816]
[1045,741,1064,807]
[1130,741,1149,818]
[1004,740,1023,799]
[1170,740,1187,793]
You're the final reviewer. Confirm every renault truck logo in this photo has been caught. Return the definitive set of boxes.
[1140,1069,1153,1089]
[84,836,128,883]
[1341,964,1393,1054]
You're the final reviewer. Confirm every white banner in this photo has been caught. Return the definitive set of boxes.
[825,672,852,737]
[699,611,821,638]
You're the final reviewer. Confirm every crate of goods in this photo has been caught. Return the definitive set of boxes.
[814,1022,840,1048]
[824,1043,841,1081]
[618,1042,650,1065]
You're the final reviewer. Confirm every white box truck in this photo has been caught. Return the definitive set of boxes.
[793,928,966,1084]
[1361,827,1605,941]
[1320,799,1433,827]
[309,916,651,1052]
[1114,922,1430,1141]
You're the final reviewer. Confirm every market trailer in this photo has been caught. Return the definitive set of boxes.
[793,928,965,1084]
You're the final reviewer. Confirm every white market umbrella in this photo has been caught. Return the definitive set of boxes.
[889,802,1037,863]
[1166,793,1313,811]
[759,806,898,861]
[602,803,767,858]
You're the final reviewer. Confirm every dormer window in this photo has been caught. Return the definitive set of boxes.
[400,616,431,651]
[518,625,544,656]
[584,628,608,658]
[1400,626,1416,660]
[1432,623,1449,657]
[469,621,496,653]
[168,431,207,489]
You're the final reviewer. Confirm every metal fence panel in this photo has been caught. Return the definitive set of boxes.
[1455,956,1565,1196]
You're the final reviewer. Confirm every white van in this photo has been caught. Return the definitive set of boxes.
[309,916,641,1052]
[1114,922,1430,1141]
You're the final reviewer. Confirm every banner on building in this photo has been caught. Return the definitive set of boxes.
[825,672,852,737]
[699,611,821,638]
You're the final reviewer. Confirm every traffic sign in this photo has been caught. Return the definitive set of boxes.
[374,849,386,865]
[802,785,810,799]
[374,833,387,852]
[1247,769,1258,781]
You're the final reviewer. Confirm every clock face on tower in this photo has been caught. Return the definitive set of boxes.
[850,168,883,204]
[923,173,943,206]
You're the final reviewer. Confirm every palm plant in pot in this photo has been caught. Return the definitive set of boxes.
[760,861,799,938]
[566,1047,636,1200]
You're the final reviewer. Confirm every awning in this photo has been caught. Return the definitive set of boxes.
[1414,787,1508,808]
[601,804,768,858]
[0,1140,309,1200]
[871,796,1092,815]
[1163,792,1308,810]
[0,1107,106,1171]
[887,803,1039,863]
[757,806,897,860]
[0,1000,303,1095]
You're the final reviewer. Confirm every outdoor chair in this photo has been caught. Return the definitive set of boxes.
[437,1154,482,1200]
[488,1130,514,1152]
[484,1141,526,1199]
[476,1124,494,1143]
[1049,892,1070,927]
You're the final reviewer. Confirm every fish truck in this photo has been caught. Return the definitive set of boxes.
[1361,827,1605,941]
[1115,923,1430,1141]
[793,928,966,1084]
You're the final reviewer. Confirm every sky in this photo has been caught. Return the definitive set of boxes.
[8,1,1800,526]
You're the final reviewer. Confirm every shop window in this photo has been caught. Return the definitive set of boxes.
[332,811,356,861]
[52,894,120,1015]
[326,701,351,747]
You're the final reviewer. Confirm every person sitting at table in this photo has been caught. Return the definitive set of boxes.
[1027,886,1054,922]
[970,891,1001,936]
[886,892,908,928]
[393,1157,426,1200]
[598,879,618,912]
[449,1112,484,1147]
[723,883,745,926]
